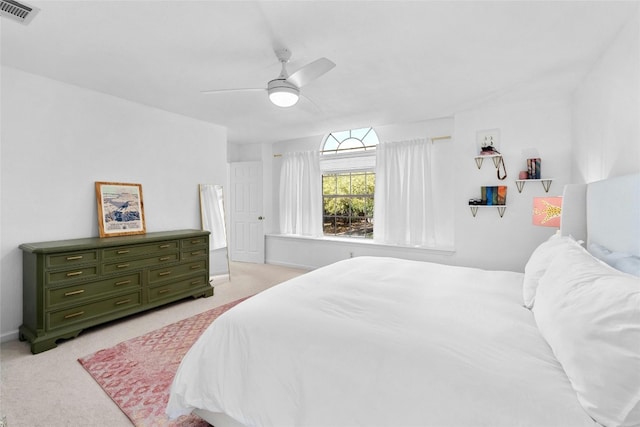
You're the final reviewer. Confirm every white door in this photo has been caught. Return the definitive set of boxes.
[229,161,264,263]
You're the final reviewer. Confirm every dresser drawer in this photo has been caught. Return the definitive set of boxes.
[46,251,98,268]
[148,260,207,283]
[101,240,178,260]
[148,274,210,303]
[47,291,141,330]
[103,253,179,274]
[181,237,208,249]
[181,247,208,261]
[46,266,99,286]
[47,273,141,308]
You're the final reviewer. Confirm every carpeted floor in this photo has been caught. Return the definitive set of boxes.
[1,261,306,427]
[78,297,250,427]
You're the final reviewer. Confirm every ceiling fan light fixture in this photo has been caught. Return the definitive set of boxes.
[268,79,299,107]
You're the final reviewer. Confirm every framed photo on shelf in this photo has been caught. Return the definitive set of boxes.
[95,181,146,238]
[476,128,501,155]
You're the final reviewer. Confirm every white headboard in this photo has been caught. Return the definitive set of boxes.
[561,173,640,257]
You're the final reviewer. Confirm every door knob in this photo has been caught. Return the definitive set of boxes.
[258,216,264,220]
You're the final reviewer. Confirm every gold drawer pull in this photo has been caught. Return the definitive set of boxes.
[115,299,131,305]
[159,244,171,249]
[159,256,171,261]
[190,265,200,270]
[64,311,84,319]
[114,280,131,286]
[191,251,203,255]
[117,250,129,254]
[66,271,83,277]
[191,280,201,286]
[66,255,83,261]
[191,239,202,244]
[158,289,170,294]
[158,271,171,276]
[64,289,85,296]
[117,264,130,269]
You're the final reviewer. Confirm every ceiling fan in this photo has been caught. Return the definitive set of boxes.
[202,48,336,108]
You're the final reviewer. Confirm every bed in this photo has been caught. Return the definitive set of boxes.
[167,173,640,427]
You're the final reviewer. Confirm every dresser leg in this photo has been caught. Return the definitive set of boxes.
[29,329,82,354]
[191,288,214,299]
[31,339,59,354]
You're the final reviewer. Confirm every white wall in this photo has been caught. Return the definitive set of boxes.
[264,99,573,272]
[0,67,228,340]
[572,9,640,183]
[453,96,573,270]
[257,10,640,275]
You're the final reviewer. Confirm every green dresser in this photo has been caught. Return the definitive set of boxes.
[19,229,213,354]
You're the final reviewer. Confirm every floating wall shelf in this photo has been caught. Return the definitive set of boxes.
[474,154,502,169]
[469,205,507,218]
[515,179,554,193]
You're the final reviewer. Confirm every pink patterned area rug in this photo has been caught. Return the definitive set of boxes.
[78,297,250,427]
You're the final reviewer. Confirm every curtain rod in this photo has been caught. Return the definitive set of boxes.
[430,135,452,142]
[272,135,452,157]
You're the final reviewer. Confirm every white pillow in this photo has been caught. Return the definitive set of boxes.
[589,242,640,277]
[534,243,640,427]
[614,256,640,277]
[522,234,579,308]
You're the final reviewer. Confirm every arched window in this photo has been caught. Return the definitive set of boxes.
[321,127,379,238]
[321,127,379,153]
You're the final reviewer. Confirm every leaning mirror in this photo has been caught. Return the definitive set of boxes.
[199,184,230,283]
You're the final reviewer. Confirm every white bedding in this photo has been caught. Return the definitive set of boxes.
[167,256,595,426]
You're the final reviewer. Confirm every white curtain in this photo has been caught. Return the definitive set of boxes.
[279,151,323,237]
[374,139,439,247]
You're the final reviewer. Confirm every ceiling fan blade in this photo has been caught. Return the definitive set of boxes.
[287,57,335,88]
[300,92,323,113]
[201,88,265,95]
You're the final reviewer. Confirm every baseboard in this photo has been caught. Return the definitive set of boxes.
[265,259,315,271]
[1,329,19,343]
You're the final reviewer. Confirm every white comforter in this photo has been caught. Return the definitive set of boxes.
[167,256,595,427]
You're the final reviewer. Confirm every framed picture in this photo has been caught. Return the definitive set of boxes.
[476,128,500,155]
[95,181,146,237]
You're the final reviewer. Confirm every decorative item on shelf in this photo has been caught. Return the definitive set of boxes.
[469,186,507,217]
[480,140,500,155]
[95,181,146,238]
[515,148,553,193]
[474,129,502,169]
[497,186,508,205]
[476,129,500,155]
[527,158,541,179]
[480,185,507,206]
[532,196,562,227]
[496,156,507,180]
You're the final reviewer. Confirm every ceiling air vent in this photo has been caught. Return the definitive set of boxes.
[0,0,39,25]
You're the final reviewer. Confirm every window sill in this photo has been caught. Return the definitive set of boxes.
[265,233,455,255]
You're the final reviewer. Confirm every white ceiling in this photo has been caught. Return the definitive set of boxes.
[1,1,636,144]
